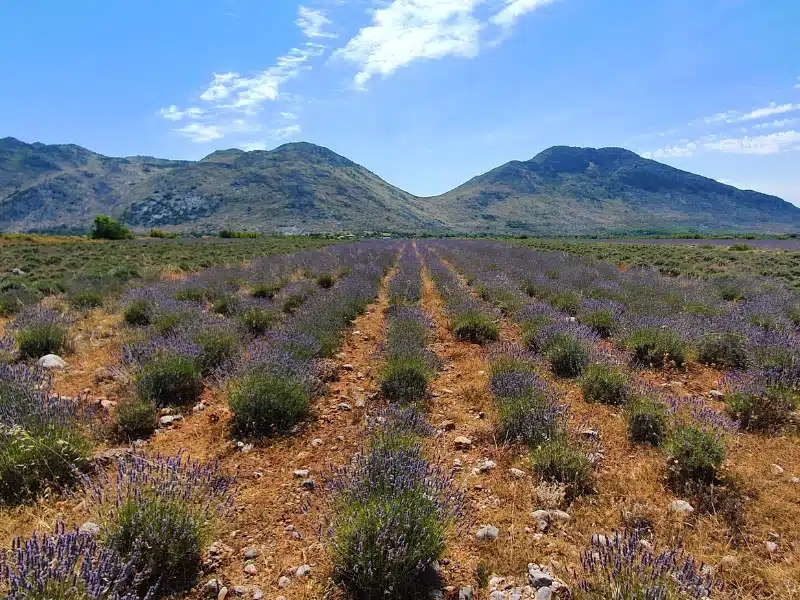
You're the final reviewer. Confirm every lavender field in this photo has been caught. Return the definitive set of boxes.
[0,238,798,600]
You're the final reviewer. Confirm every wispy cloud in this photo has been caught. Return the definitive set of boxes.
[198,44,325,112]
[705,130,800,155]
[297,6,338,39]
[645,130,800,159]
[177,119,261,143]
[280,111,299,120]
[159,105,206,121]
[335,0,485,88]
[491,0,558,28]
[273,124,302,139]
[753,118,797,130]
[699,102,800,126]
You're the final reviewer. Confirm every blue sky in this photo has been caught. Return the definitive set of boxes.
[2,0,799,205]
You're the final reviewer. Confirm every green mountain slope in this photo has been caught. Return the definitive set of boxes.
[429,146,800,234]
[1,138,798,234]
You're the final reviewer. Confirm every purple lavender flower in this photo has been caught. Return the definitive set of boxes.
[576,531,714,600]
[0,522,156,600]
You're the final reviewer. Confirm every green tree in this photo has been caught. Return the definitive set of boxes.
[91,215,133,240]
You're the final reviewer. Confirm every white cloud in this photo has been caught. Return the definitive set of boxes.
[643,142,697,159]
[491,0,557,28]
[704,130,800,155]
[297,6,338,39]
[335,0,485,87]
[753,118,797,130]
[241,141,268,151]
[738,102,800,122]
[700,102,800,126]
[159,105,206,121]
[703,110,739,125]
[198,44,325,112]
[280,111,299,120]
[273,124,302,139]
[177,123,223,143]
[177,119,261,143]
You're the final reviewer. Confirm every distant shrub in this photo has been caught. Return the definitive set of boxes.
[497,388,566,447]
[724,373,797,431]
[580,307,617,338]
[580,363,628,406]
[229,372,311,436]
[219,230,259,238]
[211,294,241,316]
[316,273,336,288]
[380,357,430,405]
[550,291,581,316]
[13,308,69,359]
[0,524,155,600]
[623,327,687,368]
[626,394,668,446]
[451,313,499,344]
[729,244,750,251]
[697,332,748,369]
[0,294,23,316]
[194,329,239,375]
[251,281,281,299]
[90,215,133,240]
[714,278,747,301]
[665,423,726,485]
[123,298,153,326]
[542,333,591,378]
[152,310,194,335]
[520,279,552,300]
[531,437,593,499]
[135,354,203,407]
[519,317,555,350]
[790,305,800,327]
[236,306,279,334]
[95,453,234,597]
[67,289,104,310]
[149,228,178,238]
[115,397,158,440]
[174,286,206,302]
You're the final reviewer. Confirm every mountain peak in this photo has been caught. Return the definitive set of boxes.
[269,141,357,168]
[200,148,246,163]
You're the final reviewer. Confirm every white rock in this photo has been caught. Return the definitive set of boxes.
[771,464,785,475]
[454,436,472,450]
[765,541,779,553]
[159,415,176,426]
[476,525,499,541]
[536,587,553,600]
[337,402,352,411]
[37,354,66,369]
[473,459,496,474]
[294,564,311,577]
[79,521,101,536]
[509,468,526,479]
[669,500,694,514]
[278,576,291,588]
[293,469,310,478]
[243,563,257,575]
[549,510,571,522]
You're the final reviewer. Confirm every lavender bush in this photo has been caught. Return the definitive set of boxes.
[722,370,798,431]
[327,444,463,599]
[0,523,156,600]
[575,531,714,600]
[0,363,94,503]
[10,307,71,359]
[92,452,234,597]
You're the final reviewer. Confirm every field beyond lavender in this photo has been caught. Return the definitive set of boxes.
[0,238,798,600]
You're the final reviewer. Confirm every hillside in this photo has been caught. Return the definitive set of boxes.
[429,146,800,234]
[1,138,798,234]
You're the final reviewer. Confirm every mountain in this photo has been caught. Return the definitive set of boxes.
[1,137,798,234]
[428,146,800,234]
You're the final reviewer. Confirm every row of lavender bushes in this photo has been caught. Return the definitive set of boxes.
[418,243,499,344]
[431,239,799,433]
[329,248,462,598]
[116,242,398,440]
[380,246,436,405]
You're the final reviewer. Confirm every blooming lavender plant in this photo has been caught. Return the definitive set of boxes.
[0,523,157,600]
[0,363,94,503]
[721,370,798,431]
[575,531,714,600]
[9,306,71,359]
[92,451,234,597]
[327,443,463,599]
